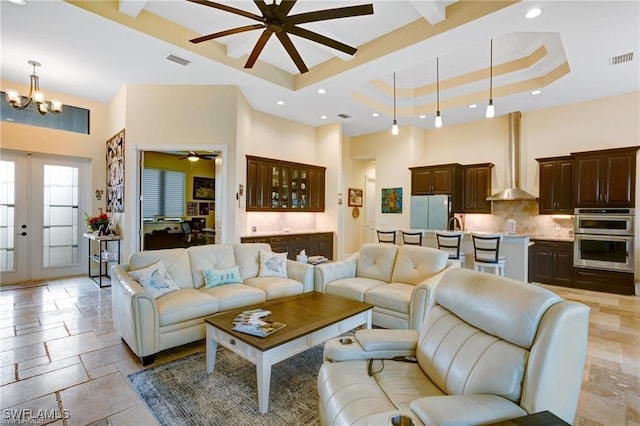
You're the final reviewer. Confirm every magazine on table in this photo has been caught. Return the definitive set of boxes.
[232,320,286,337]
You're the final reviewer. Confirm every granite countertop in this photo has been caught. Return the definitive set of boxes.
[530,236,574,242]
[241,230,333,238]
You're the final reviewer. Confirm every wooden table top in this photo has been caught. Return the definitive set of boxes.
[204,292,372,351]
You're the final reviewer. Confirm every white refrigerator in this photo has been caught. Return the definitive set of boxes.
[410,195,451,230]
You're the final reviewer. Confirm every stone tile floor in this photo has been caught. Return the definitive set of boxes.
[0,276,638,425]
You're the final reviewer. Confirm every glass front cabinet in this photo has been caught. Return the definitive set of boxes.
[247,156,325,212]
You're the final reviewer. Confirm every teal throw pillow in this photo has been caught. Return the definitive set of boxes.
[204,265,242,288]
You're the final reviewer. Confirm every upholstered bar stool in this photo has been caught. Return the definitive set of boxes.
[471,232,506,276]
[376,230,396,244]
[401,231,423,246]
[435,231,466,267]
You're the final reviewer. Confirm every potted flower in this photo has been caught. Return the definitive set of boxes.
[85,211,111,233]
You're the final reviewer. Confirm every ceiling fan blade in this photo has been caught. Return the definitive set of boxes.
[288,4,373,25]
[276,0,297,18]
[190,24,264,44]
[187,0,263,21]
[276,32,309,74]
[253,0,275,20]
[245,30,273,68]
[287,25,357,55]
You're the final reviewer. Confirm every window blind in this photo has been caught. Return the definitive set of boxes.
[143,168,185,218]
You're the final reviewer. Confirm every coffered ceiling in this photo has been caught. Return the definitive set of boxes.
[1,0,638,136]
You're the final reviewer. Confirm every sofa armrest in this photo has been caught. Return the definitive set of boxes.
[313,255,357,292]
[286,259,315,292]
[410,394,527,426]
[110,264,160,358]
[409,261,460,330]
[323,329,418,362]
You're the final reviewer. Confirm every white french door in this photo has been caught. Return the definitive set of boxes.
[0,150,90,284]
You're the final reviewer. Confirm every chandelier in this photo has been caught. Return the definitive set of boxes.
[5,60,62,115]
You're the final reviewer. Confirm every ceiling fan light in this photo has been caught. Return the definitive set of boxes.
[187,155,199,162]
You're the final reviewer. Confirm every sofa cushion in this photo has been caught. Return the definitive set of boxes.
[234,243,272,280]
[188,244,237,289]
[391,246,449,285]
[356,243,399,283]
[200,284,266,311]
[258,250,287,278]
[243,276,303,300]
[156,289,219,327]
[364,282,414,314]
[129,248,194,289]
[128,260,181,299]
[204,265,242,288]
[326,277,385,302]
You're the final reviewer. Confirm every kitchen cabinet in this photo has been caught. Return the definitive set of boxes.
[572,146,639,208]
[529,240,573,286]
[462,163,494,213]
[573,268,635,296]
[241,232,333,261]
[410,164,462,212]
[246,156,326,212]
[537,156,573,214]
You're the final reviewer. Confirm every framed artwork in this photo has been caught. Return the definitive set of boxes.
[199,202,210,215]
[381,187,403,213]
[106,129,125,212]
[193,177,215,200]
[187,202,198,216]
[348,188,363,207]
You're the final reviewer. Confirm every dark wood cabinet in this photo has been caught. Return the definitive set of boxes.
[462,163,494,213]
[241,232,333,261]
[410,164,462,212]
[529,240,574,286]
[572,146,639,208]
[246,156,326,212]
[573,267,635,295]
[537,156,573,214]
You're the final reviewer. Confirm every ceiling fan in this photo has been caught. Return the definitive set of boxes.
[187,0,374,73]
[179,151,217,161]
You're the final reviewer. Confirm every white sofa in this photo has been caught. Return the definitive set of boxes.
[318,268,590,426]
[111,243,314,365]
[314,244,460,330]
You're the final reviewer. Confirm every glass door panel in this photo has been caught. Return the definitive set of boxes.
[0,160,17,275]
[42,165,79,267]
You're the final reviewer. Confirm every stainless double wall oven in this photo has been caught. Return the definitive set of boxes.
[574,208,635,272]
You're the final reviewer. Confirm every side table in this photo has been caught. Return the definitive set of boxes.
[83,233,122,288]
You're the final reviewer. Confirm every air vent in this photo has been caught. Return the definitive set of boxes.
[166,54,191,66]
[337,113,351,119]
[610,51,634,66]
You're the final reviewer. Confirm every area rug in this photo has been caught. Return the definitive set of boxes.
[127,345,323,426]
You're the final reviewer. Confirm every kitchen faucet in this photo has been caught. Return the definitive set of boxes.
[448,216,462,231]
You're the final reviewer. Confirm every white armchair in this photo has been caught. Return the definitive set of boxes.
[318,268,590,425]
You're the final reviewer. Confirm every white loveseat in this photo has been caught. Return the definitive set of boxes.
[314,244,460,330]
[111,243,314,365]
[318,268,590,426]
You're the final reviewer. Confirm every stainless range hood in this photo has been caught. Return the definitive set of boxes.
[487,111,538,201]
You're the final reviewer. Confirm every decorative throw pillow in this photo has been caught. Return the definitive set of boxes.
[204,265,242,288]
[129,260,180,299]
[258,250,288,278]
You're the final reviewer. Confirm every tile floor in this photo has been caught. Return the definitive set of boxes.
[0,276,638,425]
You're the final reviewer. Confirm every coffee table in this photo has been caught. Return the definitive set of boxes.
[204,292,372,413]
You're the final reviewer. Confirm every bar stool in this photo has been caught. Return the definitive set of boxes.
[435,231,466,267]
[471,232,506,276]
[401,231,423,246]
[376,230,396,244]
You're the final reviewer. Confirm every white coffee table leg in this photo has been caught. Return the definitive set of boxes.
[256,352,272,414]
[206,325,218,374]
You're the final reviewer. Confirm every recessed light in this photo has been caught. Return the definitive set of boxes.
[7,0,26,4]
[525,7,542,19]
[320,115,327,120]
[372,112,379,117]
[530,89,542,95]
[317,88,326,94]
[276,100,284,105]
[468,104,478,109]
[418,115,426,119]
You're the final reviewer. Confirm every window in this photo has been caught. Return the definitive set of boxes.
[143,168,185,219]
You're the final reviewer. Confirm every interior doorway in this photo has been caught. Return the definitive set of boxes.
[364,176,376,244]
[0,150,90,284]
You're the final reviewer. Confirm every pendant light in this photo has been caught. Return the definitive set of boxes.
[391,72,399,135]
[486,39,495,118]
[434,57,443,128]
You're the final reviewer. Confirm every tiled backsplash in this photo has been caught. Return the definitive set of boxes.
[246,212,317,235]
[463,200,574,239]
